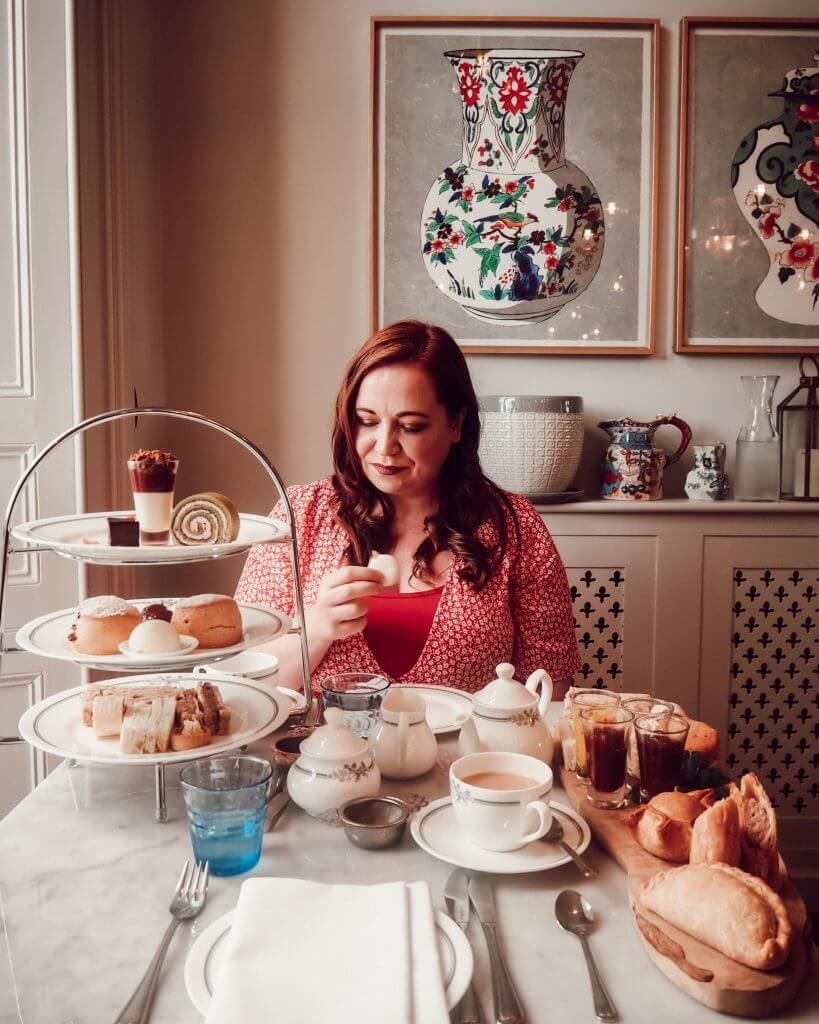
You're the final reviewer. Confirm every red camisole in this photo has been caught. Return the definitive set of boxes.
[364,586,444,679]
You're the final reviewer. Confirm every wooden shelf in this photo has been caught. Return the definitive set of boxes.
[535,498,817,515]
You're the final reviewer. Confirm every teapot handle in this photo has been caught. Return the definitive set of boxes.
[660,415,693,467]
[525,669,554,719]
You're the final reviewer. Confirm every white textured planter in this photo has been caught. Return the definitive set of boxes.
[479,396,584,496]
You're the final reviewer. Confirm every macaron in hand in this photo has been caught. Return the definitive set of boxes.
[367,551,399,588]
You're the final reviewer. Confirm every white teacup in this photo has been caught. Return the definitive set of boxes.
[195,652,279,686]
[450,751,553,852]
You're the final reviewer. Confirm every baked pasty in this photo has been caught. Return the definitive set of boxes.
[690,796,741,867]
[731,773,781,890]
[642,863,792,970]
[627,790,710,862]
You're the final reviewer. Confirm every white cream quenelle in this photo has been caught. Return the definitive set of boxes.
[367,551,399,587]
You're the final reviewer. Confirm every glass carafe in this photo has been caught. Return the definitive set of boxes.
[734,375,780,501]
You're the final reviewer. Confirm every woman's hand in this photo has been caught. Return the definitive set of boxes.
[305,566,386,645]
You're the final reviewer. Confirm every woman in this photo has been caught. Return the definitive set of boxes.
[236,320,580,696]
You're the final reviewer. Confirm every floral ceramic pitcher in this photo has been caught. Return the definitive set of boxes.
[599,415,692,500]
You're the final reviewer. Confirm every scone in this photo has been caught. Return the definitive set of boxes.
[642,863,792,970]
[171,594,243,649]
[70,596,141,655]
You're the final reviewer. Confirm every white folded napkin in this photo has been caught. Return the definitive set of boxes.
[203,878,449,1024]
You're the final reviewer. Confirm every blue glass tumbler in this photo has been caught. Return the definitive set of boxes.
[180,756,273,876]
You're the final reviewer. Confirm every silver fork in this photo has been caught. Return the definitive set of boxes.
[114,860,209,1024]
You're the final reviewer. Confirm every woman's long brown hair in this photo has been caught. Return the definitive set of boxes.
[331,320,516,589]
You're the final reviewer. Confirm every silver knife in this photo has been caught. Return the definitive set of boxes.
[444,870,485,1024]
[468,874,526,1024]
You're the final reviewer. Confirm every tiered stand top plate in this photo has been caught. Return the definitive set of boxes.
[559,767,812,1019]
[11,511,289,564]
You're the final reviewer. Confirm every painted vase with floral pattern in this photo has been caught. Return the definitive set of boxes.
[731,51,819,325]
[421,49,604,325]
[685,443,731,501]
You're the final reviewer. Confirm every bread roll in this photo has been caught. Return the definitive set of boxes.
[642,863,792,970]
[690,796,741,867]
[732,773,781,890]
[171,594,243,649]
[628,791,708,862]
[685,718,720,764]
[71,596,141,655]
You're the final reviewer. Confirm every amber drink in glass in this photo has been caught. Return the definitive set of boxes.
[571,689,619,780]
[580,707,634,809]
[620,697,674,789]
[634,713,690,801]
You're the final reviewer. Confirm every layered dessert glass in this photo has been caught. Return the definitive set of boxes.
[571,689,620,780]
[127,449,179,544]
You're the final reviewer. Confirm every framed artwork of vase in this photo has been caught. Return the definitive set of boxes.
[676,17,819,354]
[370,17,659,355]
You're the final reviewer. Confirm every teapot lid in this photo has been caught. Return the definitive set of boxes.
[474,663,536,709]
[299,707,370,759]
[769,52,819,98]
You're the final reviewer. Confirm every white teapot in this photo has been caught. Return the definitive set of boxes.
[287,707,381,818]
[371,689,438,779]
[458,662,554,763]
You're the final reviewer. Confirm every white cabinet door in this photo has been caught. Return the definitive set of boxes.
[0,0,81,817]
[700,535,819,880]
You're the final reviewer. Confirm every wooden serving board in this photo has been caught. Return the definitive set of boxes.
[559,768,813,1018]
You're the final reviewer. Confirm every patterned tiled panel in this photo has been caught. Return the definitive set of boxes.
[727,569,819,815]
[568,568,624,691]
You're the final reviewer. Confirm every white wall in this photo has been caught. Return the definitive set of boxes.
[86,0,819,539]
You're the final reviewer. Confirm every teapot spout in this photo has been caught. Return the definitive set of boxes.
[457,715,483,757]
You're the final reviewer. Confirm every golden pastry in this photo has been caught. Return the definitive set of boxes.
[642,863,792,970]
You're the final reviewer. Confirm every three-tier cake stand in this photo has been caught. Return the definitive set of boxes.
[0,407,311,820]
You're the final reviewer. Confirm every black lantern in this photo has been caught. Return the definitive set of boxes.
[777,356,819,501]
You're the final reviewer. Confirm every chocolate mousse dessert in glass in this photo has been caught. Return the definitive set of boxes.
[127,450,179,545]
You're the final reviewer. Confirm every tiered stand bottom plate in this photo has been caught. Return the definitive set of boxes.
[559,767,812,1018]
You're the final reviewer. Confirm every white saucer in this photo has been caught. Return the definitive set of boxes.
[118,634,199,659]
[392,684,472,734]
[184,907,472,1014]
[410,796,591,874]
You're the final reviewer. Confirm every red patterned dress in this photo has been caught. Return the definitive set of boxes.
[235,477,580,693]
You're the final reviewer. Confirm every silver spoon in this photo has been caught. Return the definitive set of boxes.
[555,890,617,1021]
[542,817,597,878]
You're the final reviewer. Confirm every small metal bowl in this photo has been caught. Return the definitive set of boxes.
[339,796,410,850]
[270,727,314,768]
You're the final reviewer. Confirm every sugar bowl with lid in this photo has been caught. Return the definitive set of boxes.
[458,662,554,763]
[287,707,381,818]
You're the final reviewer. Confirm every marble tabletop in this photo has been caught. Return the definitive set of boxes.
[0,714,817,1023]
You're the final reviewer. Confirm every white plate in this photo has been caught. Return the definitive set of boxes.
[119,634,199,659]
[17,674,290,766]
[15,600,291,672]
[392,685,472,734]
[184,907,472,1015]
[410,796,591,874]
[11,511,288,564]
